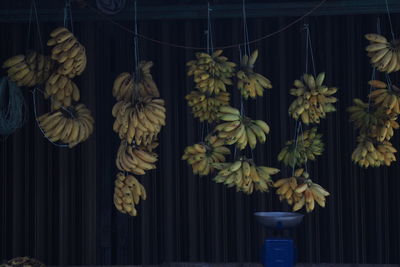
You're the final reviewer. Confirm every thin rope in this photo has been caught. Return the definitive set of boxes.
[68,0,74,33]
[87,0,327,50]
[26,1,33,51]
[306,26,316,77]
[242,0,251,56]
[298,122,308,174]
[32,0,44,54]
[291,120,301,176]
[207,3,214,53]
[385,0,395,41]
[31,87,69,148]
[134,1,139,74]
[304,25,309,74]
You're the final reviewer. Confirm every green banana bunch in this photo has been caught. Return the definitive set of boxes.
[273,168,329,213]
[288,73,338,124]
[212,157,280,194]
[185,90,230,123]
[182,135,231,176]
[277,127,324,167]
[237,50,272,99]
[214,106,270,150]
[187,50,236,95]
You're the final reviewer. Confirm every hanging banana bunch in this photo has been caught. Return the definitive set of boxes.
[182,134,231,176]
[277,127,324,168]
[365,33,400,73]
[288,73,338,124]
[111,58,166,216]
[274,168,329,212]
[348,80,400,168]
[237,49,272,99]
[212,157,280,194]
[2,50,55,87]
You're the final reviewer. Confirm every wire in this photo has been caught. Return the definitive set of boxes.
[385,0,395,41]
[86,0,328,50]
[26,1,33,51]
[32,0,44,54]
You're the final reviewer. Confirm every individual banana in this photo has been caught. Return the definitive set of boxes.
[113,172,146,216]
[237,50,272,99]
[182,135,230,176]
[288,73,338,124]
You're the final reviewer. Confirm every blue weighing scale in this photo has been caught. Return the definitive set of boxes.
[254,212,304,267]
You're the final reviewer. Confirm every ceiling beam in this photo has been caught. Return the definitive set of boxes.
[1,0,400,23]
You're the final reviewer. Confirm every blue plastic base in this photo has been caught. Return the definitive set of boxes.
[261,239,295,267]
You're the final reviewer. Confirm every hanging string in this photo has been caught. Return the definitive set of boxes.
[291,120,301,175]
[26,1,34,51]
[31,88,69,148]
[385,0,395,41]
[134,1,140,74]
[86,0,327,50]
[207,3,214,54]
[32,0,44,54]
[303,24,316,76]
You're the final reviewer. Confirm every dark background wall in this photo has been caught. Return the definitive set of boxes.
[1,7,400,266]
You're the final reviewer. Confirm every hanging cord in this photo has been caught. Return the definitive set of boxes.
[86,0,327,50]
[385,0,395,41]
[242,0,251,56]
[26,1,34,51]
[207,3,214,54]
[31,87,69,147]
[32,0,44,54]
[303,24,316,77]
[133,1,140,75]
[291,120,301,176]
[64,0,74,33]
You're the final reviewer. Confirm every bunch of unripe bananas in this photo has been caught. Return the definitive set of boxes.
[348,80,400,167]
[2,50,55,87]
[277,127,324,167]
[365,33,400,73]
[212,157,279,194]
[47,27,87,78]
[185,90,230,123]
[274,168,329,212]
[112,97,166,145]
[289,73,338,124]
[182,135,231,176]
[187,50,236,95]
[116,141,158,175]
[112,62,166,216]
[237,50,272,99]
[37,103,94,148]
[214,106,270,150]
[113,172,147,217]
[112,61,160,101]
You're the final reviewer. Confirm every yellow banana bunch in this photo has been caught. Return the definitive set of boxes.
[112,97,166,145]
[2,51,55,87]
[364,33,400,73]
[187,49,236,95]
[37,103,94,148]
[274,168,329,213]
[44,74,80,110]
[47,27,86,78]
[368,80,400,115]
[214,106,270,150]
[351,135,396,167]
[237,50,272,99]
[213,157,280,194]
[288,73,338,124]
[114,172,146,216]
[116,141,158,175]
[277,127,324,167]
[185,90,230,123]
[112,61,160,101]
[182,135,231,176]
